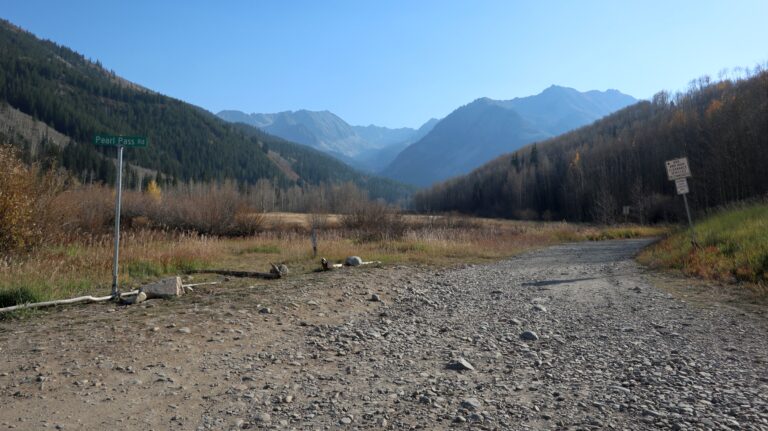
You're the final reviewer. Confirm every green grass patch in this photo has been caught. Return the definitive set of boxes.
[125,258,205,279]
[638,202,768,285]
[0,285,43,308]
[389,241,429,253]
[0,279,94,307]
[587,226,668,241]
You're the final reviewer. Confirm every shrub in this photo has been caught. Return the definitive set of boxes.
[341,201,407,241]
[46,185,114,234]
[0,144,66,253]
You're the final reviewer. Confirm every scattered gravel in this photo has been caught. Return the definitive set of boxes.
[1,238,767,430]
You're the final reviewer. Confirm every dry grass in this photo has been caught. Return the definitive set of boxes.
[0,214,665,309]
[0,230,222,308]
[638,202,768,295]
[0,147,668,311]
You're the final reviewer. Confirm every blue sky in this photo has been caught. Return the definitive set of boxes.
[3,1,767,128]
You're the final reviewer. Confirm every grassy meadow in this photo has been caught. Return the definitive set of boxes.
[0,213,665,309]
[638,202,768,291]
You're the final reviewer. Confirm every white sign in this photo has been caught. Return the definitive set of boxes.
[666,158,691,180]
[675,178,689,195]
[622,206,630,216]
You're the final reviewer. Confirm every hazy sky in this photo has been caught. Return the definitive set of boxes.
[3,1,767,128]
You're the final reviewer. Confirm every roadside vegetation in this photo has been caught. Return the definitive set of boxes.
[0,139,671,313]
[0,144,665,310]
[638,201,768,292]
[0,217,662,310]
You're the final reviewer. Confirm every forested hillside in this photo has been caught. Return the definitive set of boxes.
[412,69,768,223]
[0,20,411,202]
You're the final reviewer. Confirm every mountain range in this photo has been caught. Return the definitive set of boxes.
[221,86,635,187]
[217,109,438,172]
[382,86,637,186]
[0,16,637,203]
[412,69,768,223]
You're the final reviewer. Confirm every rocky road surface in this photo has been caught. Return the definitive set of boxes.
[1,239,767,430]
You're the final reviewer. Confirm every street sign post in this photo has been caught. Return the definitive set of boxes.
[95,134,148,297]
[94,135,148,148]
[665,157,696,246]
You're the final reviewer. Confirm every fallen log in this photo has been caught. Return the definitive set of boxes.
[321,257,381,271]
[321,258,343,270]
[0,290,139,313]
[0,281,221,313]
[182,281,221,289]
[187,263,286,279]
[186,269,281,279]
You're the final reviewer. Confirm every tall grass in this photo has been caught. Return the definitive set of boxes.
[638,202,768,287]
[0,230,221,308]
[0,216,665,308]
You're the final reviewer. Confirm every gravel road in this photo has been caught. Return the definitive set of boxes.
[1,239,767,430]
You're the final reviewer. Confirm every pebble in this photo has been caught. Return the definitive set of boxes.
[254,412,271,422]
[461,398,481,411]
[4,239,767,430]
[447,357,475,371]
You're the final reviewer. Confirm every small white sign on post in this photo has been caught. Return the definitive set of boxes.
[665,157,691,180]
[665,156,696,246]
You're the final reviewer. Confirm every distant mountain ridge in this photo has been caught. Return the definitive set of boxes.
[353,118,440,172]
[497,85,639,135]
[217,109,438,172]
[217,109,366,158]
[382,86,637,186]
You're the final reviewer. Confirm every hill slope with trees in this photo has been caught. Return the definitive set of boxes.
[0,19,411,202]
[383,86,636,186]
[412,69,768,223]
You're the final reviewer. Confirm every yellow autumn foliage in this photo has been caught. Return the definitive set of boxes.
[145,179,161,203]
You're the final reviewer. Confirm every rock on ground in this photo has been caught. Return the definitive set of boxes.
[1,239,767,430]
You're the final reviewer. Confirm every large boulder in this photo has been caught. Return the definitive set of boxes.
[140,277,183,299]
[345,256,363,266]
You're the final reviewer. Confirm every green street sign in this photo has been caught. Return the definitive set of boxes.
[94,134,148,148]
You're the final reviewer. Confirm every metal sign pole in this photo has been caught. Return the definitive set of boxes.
[310,219,318,258]
[682,193,697,246]
[95,134,146,298]
[111,145,124,298]
[665,157,697,248]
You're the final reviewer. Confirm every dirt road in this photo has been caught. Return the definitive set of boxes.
[1,239,767,430]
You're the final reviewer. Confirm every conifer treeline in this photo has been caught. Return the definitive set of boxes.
[413,68,768,223]
[0,20,411,202]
